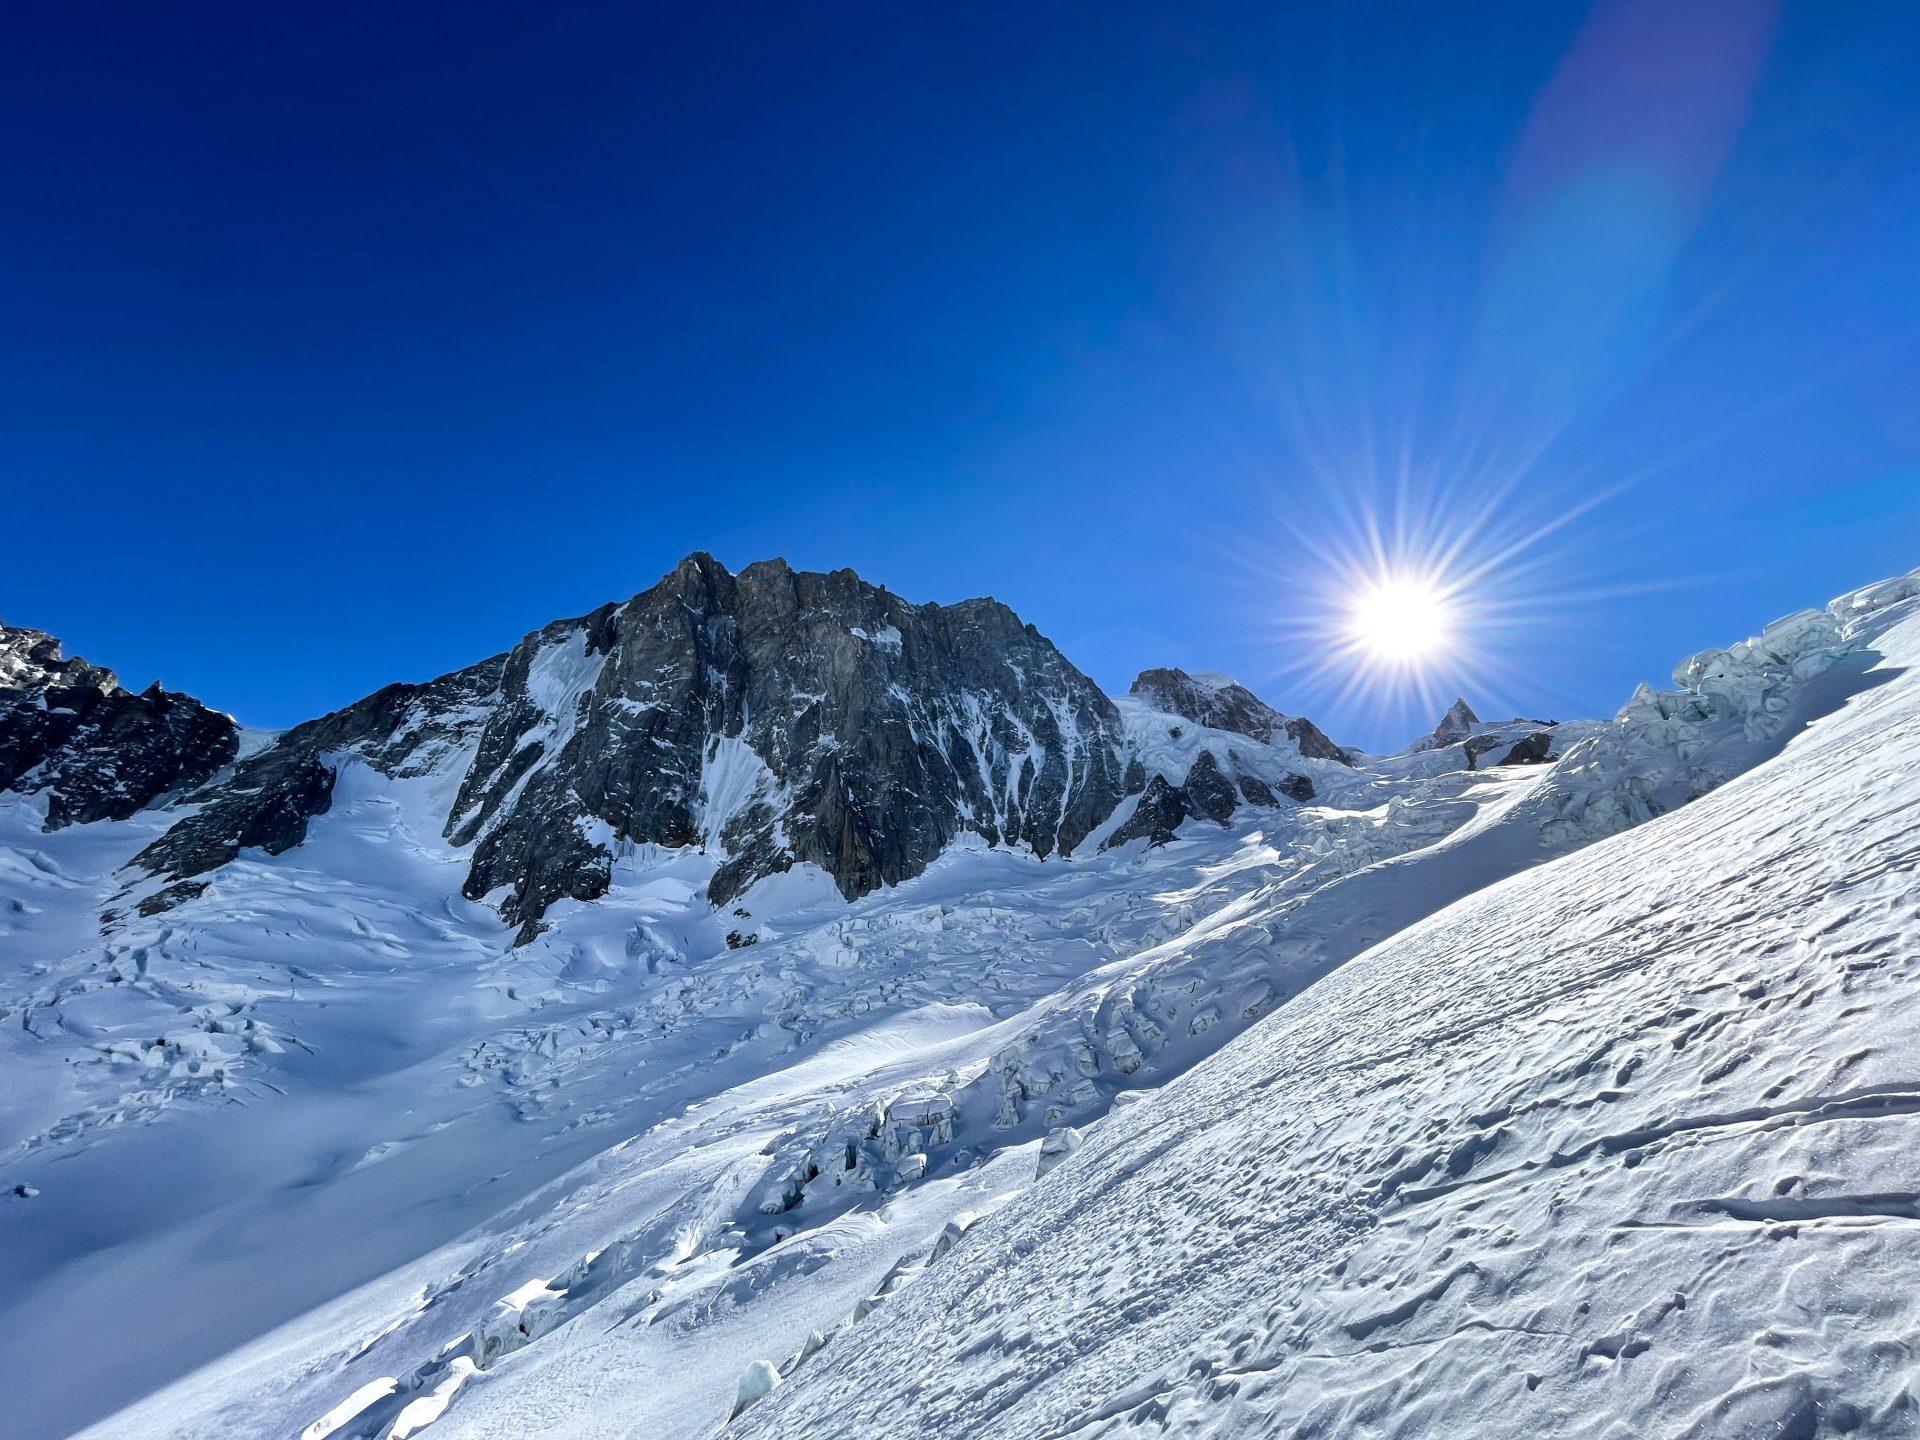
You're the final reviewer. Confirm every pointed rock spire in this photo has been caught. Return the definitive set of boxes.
[1431,697,1480,746]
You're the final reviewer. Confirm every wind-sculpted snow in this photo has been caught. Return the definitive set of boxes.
[733,586,1920,1440]
[1,563,1915,1440]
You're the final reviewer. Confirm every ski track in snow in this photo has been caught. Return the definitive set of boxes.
[0,574,1913,1440]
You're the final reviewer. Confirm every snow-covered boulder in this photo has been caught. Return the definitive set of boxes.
[1035,1125,1083,1178]
[727,1360,782,1421]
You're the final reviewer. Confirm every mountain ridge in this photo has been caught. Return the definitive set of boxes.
[5,553,1350,942]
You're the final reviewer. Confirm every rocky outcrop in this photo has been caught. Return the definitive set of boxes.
[1179,751,1240,824]
[110,556,1353,938]
[1103,750,1311,850]
[1129,668,1348,763]
[1103,775,1190,849]
[1498,731,1555,766]
[0,623,238,828]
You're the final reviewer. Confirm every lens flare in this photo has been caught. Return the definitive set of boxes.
[1346,574,1455,664]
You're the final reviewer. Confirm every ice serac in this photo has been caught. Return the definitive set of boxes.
[1129,667,1349,763]
[448,554,1130,936]
[0,622,238,829]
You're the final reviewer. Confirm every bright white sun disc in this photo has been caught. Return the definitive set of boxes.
[1348,577,1454,662]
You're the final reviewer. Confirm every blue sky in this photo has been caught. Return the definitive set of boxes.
[5,2,1919,750]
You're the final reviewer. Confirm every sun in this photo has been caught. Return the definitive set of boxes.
[1346,574,1456,665]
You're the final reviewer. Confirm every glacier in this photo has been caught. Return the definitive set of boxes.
[0,558,1914,1440]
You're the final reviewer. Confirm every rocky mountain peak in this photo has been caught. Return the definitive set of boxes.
[9,561,1382,944]
[1430,696,1480,746]
[448,555,1130,937]
[1128,666,1348,764]
[133,555,1132,941]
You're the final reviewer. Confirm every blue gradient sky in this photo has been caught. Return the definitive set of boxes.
[5,2,1919,750]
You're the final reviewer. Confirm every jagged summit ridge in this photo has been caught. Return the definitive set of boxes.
[0,622,238,829]
[124,555,1147,937]
[4,557,1354,943]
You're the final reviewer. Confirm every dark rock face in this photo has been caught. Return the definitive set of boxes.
[1499,731,1555,766]
[1275,772,1315,803]
[0,624,238,828]
[136,657,506,890]
[1463,733,1505,771]
[132,557,1127,937]
[1181,752,1240,825]
[1129,668,1348,764]
[447,556,1131,937]
[1237,774,1279,808]
[1102,775,1190,849]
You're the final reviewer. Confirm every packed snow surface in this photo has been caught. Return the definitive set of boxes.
[0,568,1914,1440]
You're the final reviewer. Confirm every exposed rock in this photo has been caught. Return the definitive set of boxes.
[1237,774,1278,808]
[1103,775,1189,849]
[1429,697,1480,747]
[1498,731,1555,766]
[0,623,238,828]
[1128,668,1348,764]
[1104,751,1313,850]
[1180,752,1240,825]
[146,557,1129,939]
[137,880,207,917]
[1463,733,1505,770]
[120,556,1376,940]
[1275,772,1315,803]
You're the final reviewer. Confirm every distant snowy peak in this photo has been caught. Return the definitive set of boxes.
[0,621,237,830]
[1395,695,1563,771]
[1127,666,1348,764]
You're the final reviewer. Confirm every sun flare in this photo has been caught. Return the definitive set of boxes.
[1346,575,1456,665]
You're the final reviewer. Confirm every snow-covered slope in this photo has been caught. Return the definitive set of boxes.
[733,586,1920,1439]
[1,562,1915,1440]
